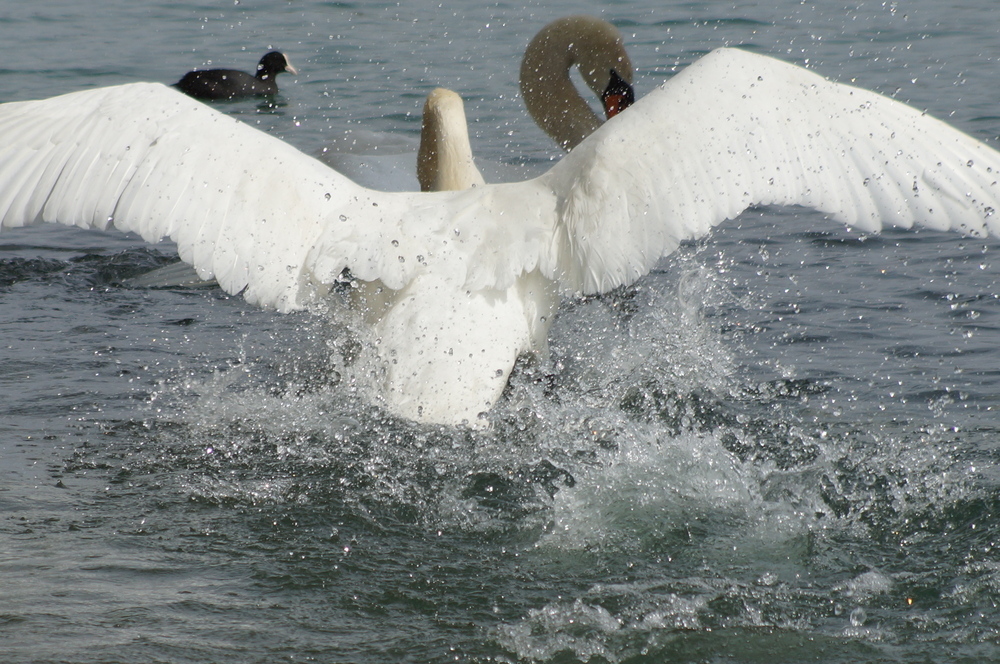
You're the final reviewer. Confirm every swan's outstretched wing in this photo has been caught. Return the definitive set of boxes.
[0,83,465,310]
[0,83,351,309]
[531,47,1000,294]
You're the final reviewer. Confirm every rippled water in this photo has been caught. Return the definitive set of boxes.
[3,1,1000,663]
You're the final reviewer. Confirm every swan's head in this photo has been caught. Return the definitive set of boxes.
[523,16,633,97]
[601,68,635,118]
[520,16,635,150]
[417,88,485,192]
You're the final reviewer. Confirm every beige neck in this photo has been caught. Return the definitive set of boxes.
[519,15,633,151]
[417,88,485,192]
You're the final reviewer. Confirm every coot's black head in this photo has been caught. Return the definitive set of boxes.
[257,51,298,80]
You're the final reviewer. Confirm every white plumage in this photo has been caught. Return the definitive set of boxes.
[2,47,1000,425]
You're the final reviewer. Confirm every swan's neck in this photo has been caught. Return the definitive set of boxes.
[417,88,485,192]
[520,15,633,151]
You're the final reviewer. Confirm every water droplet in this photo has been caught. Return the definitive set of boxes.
[339,214,347,222]
[849,608,866,627]
[967,159,975,167]
[758,572,778,586]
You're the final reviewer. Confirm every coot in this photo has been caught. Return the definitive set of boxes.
[174,51,297,100]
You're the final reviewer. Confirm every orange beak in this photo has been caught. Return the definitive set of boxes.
[604,94,630,118]
[601,69,635,120]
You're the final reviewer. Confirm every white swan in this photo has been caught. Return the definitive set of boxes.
[2,42,1000,426]
[351,18,631,424]
[344,86,553,425]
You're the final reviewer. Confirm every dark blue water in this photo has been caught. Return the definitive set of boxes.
[3,1,1000,662]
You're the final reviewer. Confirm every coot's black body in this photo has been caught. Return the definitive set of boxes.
[174,51,297,100]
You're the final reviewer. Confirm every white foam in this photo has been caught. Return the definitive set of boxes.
[540,429,756,552]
